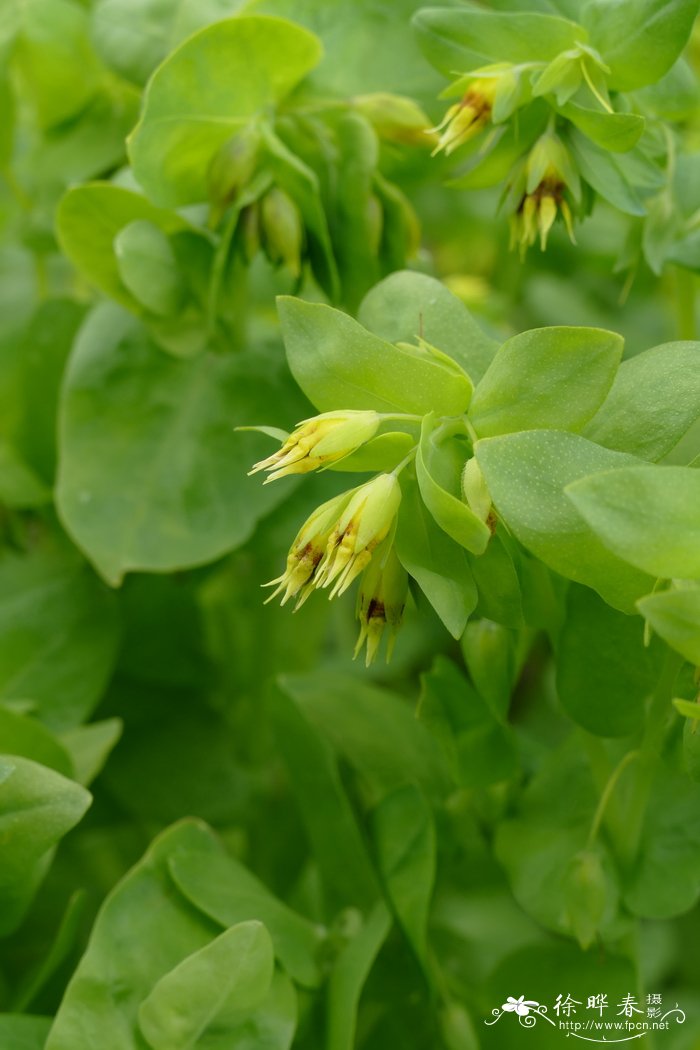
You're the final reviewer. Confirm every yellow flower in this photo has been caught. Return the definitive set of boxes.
[316,474,402,598]
[508,132,579,256]
[249,410,380,482]
[354,544,408,666]
[430,79,498,156]
[263,490,355,607]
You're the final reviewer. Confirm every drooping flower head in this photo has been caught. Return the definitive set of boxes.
[430,79,499,156]
[508,131,580,256]
[262,489,355,607]
[354,544,408,666]
[249,410,380,482]
[316,473,402,598]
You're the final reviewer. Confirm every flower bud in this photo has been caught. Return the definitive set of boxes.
[316,473,402,598]
[354,544,408,666]
[354,92,435,147]
[263,490,355,607]
[237,203,260,265]
[207,125,260,217]
[249,410,381,482]
[260,187,304,278]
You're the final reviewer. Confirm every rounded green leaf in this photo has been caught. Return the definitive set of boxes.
[557,585,661,737]
[476,430,653,612]
[128,16,323,205]
[138,920,274,1050]
[114,220,187,317]
[278,297,473,417]
[57,184,194,311]
[567,464,700,580]
[470,326,623,438]
[357,270,498,384]
[416,416,490,555]
[56,304,295,586]
[638,585,700,664]
[558,102,645,153]
[584,340,700,461]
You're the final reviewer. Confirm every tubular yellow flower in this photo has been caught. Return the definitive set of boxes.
[508,133,579,256]
[430,78,498,156]
[263,490,355,607]
[316,473,402,598]
[354,544,408,666]
[249,410,380,482]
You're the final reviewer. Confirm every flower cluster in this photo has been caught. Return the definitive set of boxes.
[249,412,409,664]
[506,132,579,256]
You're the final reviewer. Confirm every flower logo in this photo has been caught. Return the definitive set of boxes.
[502,996,539,1017]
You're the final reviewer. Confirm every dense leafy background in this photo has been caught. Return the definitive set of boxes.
[1,2,700,1049]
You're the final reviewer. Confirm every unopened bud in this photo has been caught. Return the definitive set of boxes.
[238,203,260,264]
[354,92,435,147]
[207,125,260,216]
[260,187,304,278]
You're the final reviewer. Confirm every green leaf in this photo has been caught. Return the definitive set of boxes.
[395,476,478,638]
[128,16,322,206]
[638,585,700,665]
[418,656,518,789]
[279,671,450,805]
[0,706,73,777]
[569,131,647,216]
[0,442,51,508]
[476,430,654,612]
[330,432,415,473]
[416,416,489,555]
[57,184,194,312]
[278,297,473,417]
[56,305,292,586]
[59,719,123,786]
[494,740,620,939]
[556,585,661,737]
[271,684,380,913]
[583,0,699,91]
[584,340,700,461]
[114,219,187,318]
[0,1016,53,1050]
[461,619,518,723]
[413,6,586,77]
[169,849,325,989]
[567,464,700,580]
[91,0,248,86]
[357,270,498,384]
[0,756,91,936]
[45,821,227,1050]
[0,541,120,730]
[623,766,700,918]
[371,786,435,969]
[558,102,645,153]
[10,0,101,129]
[327,903,391,1050]
[470,325,623,438]
[138,921,274,1050]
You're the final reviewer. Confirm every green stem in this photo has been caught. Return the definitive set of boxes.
[586,749,640,849]
[674,266,697,341]
[206,205,240,340]
[617,650,682,869]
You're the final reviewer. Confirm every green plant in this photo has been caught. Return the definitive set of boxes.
[1,1,700,1049]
